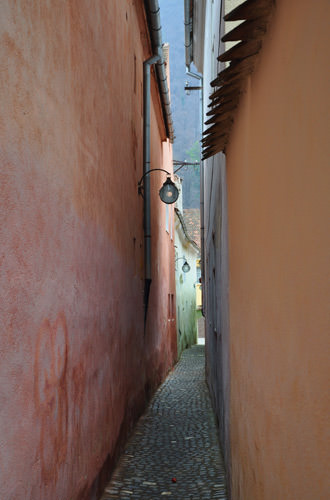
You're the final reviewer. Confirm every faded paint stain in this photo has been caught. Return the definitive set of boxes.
[0,1,176,498]
[34,312,69,483]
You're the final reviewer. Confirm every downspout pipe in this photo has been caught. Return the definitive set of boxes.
[143,51,161,324]
[142,1,176,326]
[184,0,193,68]
[143,0,174,325]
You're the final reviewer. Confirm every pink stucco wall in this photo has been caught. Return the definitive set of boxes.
[226,1,330,498]
[0,1,176,498]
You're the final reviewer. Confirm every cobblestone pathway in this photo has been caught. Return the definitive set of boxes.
[100,345,227,500]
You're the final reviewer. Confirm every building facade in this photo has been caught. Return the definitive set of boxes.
[0,1,176,499]
[174,181,200,355]
[186,0,330,498]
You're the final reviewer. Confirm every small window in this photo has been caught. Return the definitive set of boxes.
[168,293,175,320]
[170,206,173,240]
[196,259,201,282]
[166,205,169,233]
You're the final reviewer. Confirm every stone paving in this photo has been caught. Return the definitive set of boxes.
[100,345,227,500]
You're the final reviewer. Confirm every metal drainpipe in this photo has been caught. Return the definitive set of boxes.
[143,50,161,324]
[184,0,193,66]
[186,66,205,316]
[143,0,174,324]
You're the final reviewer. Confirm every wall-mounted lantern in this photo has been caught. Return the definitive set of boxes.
[138,168,179,204]
[176,256,191,273]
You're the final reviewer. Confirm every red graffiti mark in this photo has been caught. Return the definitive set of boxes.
[72,361,86,417]
[34,312,69,483]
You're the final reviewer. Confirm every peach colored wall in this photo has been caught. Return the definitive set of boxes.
[0,1,176,499]
[147,126,177,379]
[226,1,330,499]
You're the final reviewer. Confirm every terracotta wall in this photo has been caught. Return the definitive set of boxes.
[226,0,330,498]
[0,1,176,499]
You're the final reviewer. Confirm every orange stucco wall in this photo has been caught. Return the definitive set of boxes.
[227,0,330,500]
[226,1,330,499]
[0,1,176,499]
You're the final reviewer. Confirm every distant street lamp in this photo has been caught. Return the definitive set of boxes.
[138,169,179,205]
[176,256,191,273]
[182,261,191,273]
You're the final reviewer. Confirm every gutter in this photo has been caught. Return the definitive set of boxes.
[184,0,193,69]
[144,0,174,142]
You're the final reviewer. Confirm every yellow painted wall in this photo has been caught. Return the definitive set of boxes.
[226,1,330,498]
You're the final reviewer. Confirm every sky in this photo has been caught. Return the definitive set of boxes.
[158,0,200,161]
[158,0,201,208]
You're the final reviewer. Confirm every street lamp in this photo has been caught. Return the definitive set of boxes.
[138,169,179,204]
[182,261,191,273]
[176,256,191,273]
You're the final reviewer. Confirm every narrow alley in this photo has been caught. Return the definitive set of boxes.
[100,345,227,500]
[1,0,329,498]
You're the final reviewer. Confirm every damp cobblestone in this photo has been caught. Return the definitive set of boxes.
[100,345,227,500]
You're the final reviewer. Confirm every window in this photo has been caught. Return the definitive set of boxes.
[168,293,175,320]
[166,205,169,233]
[196,258,201,282]
[170,206,173,240]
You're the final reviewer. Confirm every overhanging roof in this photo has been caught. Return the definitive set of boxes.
[175,208,200,253]
[202,0,275,159]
